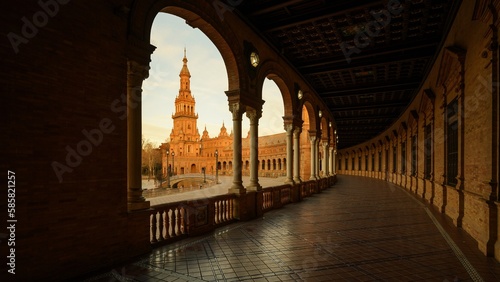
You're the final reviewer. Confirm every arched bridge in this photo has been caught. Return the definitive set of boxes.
[168,173,216,187]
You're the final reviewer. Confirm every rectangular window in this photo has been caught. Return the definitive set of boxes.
[365,155,368,171]
[358,156,361,171]
[378,151,382,171]
[372,153,375,171]
[411,135,417,176]
[447,99,459,186]
[351,158,354,170]
[424,124,432,179]
[401,142,406,175]
[345,158,348,171]
[385,149,389,172]
[392,146,397,173]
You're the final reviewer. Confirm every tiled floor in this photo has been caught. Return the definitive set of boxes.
[83,175,500,281]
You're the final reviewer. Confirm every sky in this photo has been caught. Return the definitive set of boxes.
[142,13,285,146]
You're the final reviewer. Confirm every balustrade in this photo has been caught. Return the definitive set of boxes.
[150,176,336,247]
[150,204,187,244]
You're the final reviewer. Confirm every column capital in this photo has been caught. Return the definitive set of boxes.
[293,126,302,136]
[246,107,262,123]
[284,123,294,133]
[127,60,150,86]
[225,88,264,112]
[126,34,156,66]
[229,102,246,120]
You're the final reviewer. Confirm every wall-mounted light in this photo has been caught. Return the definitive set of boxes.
[329,121,332,128]
[250,52,259,67]
[318,110,322,118]
[334,130,337,135]
[297,89,303,100]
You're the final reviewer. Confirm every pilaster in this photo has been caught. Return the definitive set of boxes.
[127,60,151,211]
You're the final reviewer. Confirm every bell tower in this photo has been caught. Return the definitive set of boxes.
[170,49,200,155]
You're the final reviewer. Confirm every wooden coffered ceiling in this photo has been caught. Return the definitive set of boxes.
[235,0,461,149]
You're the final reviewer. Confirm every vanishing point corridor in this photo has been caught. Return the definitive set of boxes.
[84,176,500,281]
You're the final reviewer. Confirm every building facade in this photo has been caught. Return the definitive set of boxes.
[161,52,292,179]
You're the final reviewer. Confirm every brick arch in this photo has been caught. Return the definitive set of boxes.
[320,117,329,140]
[256,60,294,117]
[301,100,318,133]
[128,0,242,91]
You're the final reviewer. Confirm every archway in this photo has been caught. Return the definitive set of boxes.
[300,101,318,180]
[128,2,242,208]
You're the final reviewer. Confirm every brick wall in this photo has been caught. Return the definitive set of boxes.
[1,1,150,280]
[338,0,500,261]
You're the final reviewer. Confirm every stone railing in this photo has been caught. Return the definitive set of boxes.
[150,202,188,244]
[150,193,237,247]
[262,184,292,212]
[150,175,337,247]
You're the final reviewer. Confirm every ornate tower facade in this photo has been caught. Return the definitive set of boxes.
[169,49,200,160]
[162,50,286,178]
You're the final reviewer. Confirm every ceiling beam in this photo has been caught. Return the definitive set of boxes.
[319,81,420,97]
[247,0,305,16]
[331,102,408,112]
[299,44,436,74]
[334,114,398,121]
[260,0,384,32]
[338,131,384,136]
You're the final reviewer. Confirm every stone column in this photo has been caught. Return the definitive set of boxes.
[246,108,262,191]
[310,136,317,180]
[228,102,246,194]
[127,60,150,211]
[329,147,335,175]
[322,142,329,177]
[293,127,302,183]
[285,124,294,184]
[316,138,321,179]
[332,149,336,175]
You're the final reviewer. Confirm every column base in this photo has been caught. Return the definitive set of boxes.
[247,184,262,191]
[228,187,246,195]
[128,200,150,211]
[293,178,302,184]
[284,179,295,185]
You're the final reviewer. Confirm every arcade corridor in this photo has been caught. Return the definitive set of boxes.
[4,1,500,280]
[83,176,500,281]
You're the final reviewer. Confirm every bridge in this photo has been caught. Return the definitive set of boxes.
[167,173,216,187]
